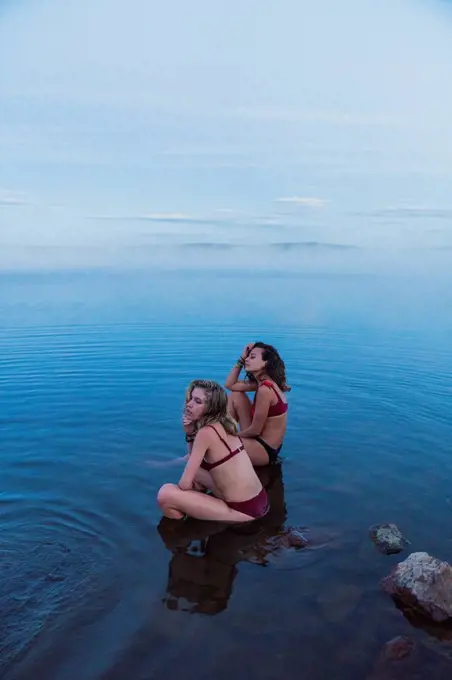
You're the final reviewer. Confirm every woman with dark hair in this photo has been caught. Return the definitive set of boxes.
[157,380,269,523]
[225,342,290,466]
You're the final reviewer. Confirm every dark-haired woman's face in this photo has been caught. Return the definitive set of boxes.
[185,387,207,421]
[244,347,266,374]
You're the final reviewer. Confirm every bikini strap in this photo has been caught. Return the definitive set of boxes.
[206,425,233,453]
[261,380,283,402]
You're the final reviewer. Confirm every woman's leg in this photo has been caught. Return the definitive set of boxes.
[241,438,272,466]
[227,392,271,466]
[193,468,224,497]
[157,483,255,523]
[227,392,252,429]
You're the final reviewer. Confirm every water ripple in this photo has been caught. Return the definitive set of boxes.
[1,304,452,680]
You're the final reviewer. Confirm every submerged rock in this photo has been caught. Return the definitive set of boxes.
[366,637,452,680]
[286,528,309,548]
[383,636,415,661]
[261,527,309,552]
[394,597,452,642]
[381,552,452,623]
[369,523,409,555]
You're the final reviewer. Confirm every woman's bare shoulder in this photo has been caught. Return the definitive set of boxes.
[194,425,214,440]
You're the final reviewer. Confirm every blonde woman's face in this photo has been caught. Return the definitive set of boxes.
[185,387,207,421]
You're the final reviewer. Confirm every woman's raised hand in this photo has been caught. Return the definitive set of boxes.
[182,413,196,434]
[241,342,255,360]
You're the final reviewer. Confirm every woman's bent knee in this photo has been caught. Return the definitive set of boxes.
[157,482,178,507]
[227,391,236,414]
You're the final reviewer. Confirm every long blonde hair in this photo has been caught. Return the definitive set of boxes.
[185,379,237,434]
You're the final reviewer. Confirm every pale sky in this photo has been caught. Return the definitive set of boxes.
[1,0,452,271]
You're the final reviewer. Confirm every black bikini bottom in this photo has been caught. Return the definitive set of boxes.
[253,436,282,464]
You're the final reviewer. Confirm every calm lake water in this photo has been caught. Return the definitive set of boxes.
[1,268,452,680]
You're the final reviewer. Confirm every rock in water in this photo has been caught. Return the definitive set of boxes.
[366,637,452,680]
[369,523,409,555]
[286,529,309,548]
[383,636,415,661]
[381,552,452,622]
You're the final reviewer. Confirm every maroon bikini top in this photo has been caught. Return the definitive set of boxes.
[200,426,244,472]
[251,380,288,418]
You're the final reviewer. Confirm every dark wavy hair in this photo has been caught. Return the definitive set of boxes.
[246,342,291,392]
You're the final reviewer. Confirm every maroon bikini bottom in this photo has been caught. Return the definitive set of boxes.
[226,487,269,519]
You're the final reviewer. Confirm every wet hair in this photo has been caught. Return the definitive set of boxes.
[185,379,238,434]
[246,342,291,392]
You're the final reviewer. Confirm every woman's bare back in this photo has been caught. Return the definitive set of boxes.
[202,425,262,502]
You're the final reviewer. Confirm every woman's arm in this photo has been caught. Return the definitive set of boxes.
[224,356,246,390]
[239,386,272,438]
[224,344,257,392]
[178,428,210,490]
[183,412,196,457]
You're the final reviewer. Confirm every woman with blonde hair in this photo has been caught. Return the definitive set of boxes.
[157,380,269,523]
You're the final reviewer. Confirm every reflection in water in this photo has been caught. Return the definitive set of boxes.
[392,598,452,643]
[158,465,292,615]
[3,269,452,679]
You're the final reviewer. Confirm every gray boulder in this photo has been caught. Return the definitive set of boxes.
[369,523,409,555]
[381,552,452,622]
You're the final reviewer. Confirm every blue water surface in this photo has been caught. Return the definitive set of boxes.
[1,268,452,680]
